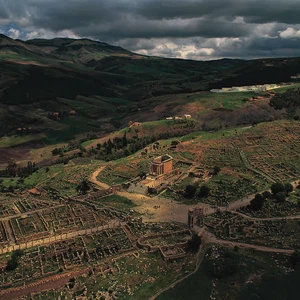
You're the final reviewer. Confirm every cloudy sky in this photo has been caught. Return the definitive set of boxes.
[1,0,300,60]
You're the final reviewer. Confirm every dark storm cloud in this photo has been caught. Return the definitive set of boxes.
[136,0,300,25]
[0,2,8,18]
[1,0,300,60]
[74,18,251,40]
[1,0,251,39]
[3,0,124,30]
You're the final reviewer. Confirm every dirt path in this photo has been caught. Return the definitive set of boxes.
[202,229,294,254]
[90,165,110,189]
[224,193,257,211]
[216,239,294,254]
[231,210,300,221]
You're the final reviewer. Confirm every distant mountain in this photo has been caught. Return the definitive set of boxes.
[0,33,300,138]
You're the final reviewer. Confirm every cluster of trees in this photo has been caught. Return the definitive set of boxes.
[184,166,220,199]
[96,132,130,155]
[270,88,300,113]
[89,125,196,162]
[6,161,38,178]
[249,192,270,211]
[6,250,23,271]
[52,135,96,156]
[50,120,196,163]
[0,161,39,193]
[52,145,84,156]
[52,147,64,156]
[184,184,210,199]
[271,182,293,202]
[249,182,294,211]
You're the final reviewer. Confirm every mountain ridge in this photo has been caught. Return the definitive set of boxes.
[0,33,299,138]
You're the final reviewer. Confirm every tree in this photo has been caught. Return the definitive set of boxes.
[52,148,63,156]
[284,183,294,195]
[271,182,285,195]
[185,185,197,199]
[270,88,300,111]
[213,166,221,175]
[197,185,210,198]
[187,233,201,252]
[76,178,91,195]
[6,250,23,271]
[250,194,264,211]
[262,190,271,199]
[6,161,18,177]
[275,191,286,203]
[122,132,128,147]
[124,148,131,156]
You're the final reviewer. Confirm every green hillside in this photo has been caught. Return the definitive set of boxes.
[0,33,299,152]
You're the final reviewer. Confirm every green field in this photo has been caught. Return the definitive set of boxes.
[272,82,300,93]
[0,133,46,148]
[96,194,136,210]
[81,139,97,148]
[194,91,259,110]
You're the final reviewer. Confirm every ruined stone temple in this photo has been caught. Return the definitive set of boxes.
[188,207,204,228]
[149,154,173,176]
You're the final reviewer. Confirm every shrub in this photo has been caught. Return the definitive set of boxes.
[271,182,285,195]
[6,250,23,271]
[197,185,210,198]
[285,183,294,195]
[250,194,264,211]
[185,185,197,198]
[275,191,286,203]
[262,190,271,199]
[187,233,201,252]
[213,166,221,175]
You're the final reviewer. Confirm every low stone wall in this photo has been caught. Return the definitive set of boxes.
[159,243,187,261]
[136,229,191,251]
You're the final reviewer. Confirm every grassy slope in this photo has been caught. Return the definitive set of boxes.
[157,259,212,300]
[0,133,46,148]
[1,35,300,166]
[239,269,300,300]
[158,248,292,300]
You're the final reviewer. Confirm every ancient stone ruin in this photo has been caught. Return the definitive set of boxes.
[188,207,204,228]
